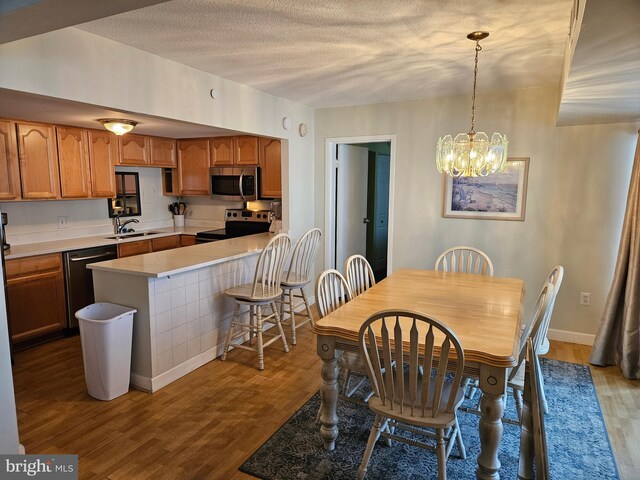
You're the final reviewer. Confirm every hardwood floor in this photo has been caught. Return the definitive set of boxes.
[11,324,639,479]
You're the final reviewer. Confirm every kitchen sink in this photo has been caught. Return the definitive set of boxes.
[105,231,163,240]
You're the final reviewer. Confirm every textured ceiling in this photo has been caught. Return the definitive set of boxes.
[78,0,574,108]
[557,0,640,126]
[0,0,170,44]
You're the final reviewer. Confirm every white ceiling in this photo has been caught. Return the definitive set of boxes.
[0,0,170,44]
[557,0,640,126]
[77,0,574,109]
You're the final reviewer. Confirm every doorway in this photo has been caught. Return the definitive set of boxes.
[324,136,396,281]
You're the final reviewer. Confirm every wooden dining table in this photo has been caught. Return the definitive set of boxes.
[313,269,525,480]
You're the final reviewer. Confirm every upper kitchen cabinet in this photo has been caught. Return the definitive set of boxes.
[119,133,150,166]
[0,119,21,201]
[87,129,118,198]
[17,122,60,199]
[210,137,233,166]
[150,136,177,167]
[56,126,91,199]
[210,136,260,166]
[234,136,260,165]
[177,139,210,195]
[259,137,282,198]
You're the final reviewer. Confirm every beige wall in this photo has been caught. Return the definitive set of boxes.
[0,28,315,239]
[315,86,640,338]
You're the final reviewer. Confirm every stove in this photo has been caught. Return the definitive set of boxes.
[196,209,272,243]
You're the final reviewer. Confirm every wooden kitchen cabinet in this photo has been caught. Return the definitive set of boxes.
[6,253,66,346]
[259,137,282,198]
[119,133,150,166]
[56,126,91,198]
[152,235,180,252]
[234,136,260,165]
[177,139,210,195]
[0,119,21,200]
[150,136,177,167]
[17,122,60,199]
[210,137,233,166]
[118,239,153,258]
[180,235,197,247]
[88,129,118,198]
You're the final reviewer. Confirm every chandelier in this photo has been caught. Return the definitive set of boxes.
[436,32,508,177]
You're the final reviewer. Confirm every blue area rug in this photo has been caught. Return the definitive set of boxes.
[239,359,619,479]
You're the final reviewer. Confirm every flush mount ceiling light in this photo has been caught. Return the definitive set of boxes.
[98,118,138,136]
[436,32,508,177]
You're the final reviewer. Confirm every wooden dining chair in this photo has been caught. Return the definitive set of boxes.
[279,228,322,345]
[221,233,292,371]
[357,310,467,480]
[508,282,554,422]
[518,338,550,480]
[345,254,376,297]
[537,266,564,356]
[436,246,493,398]
[315,269,370,402]
[435,246,494,276]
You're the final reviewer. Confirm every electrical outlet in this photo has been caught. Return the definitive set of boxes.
[57,216,68,229]
[580,292,591,306]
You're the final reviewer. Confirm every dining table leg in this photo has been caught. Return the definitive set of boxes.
[317,335,339,450]
[477,365,507,480]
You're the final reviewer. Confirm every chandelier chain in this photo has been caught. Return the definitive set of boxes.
[470,42,482,136]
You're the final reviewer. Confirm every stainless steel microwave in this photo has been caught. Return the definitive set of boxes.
[210,167,259,201]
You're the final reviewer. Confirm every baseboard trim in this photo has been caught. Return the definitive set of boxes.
[548,328,595,346]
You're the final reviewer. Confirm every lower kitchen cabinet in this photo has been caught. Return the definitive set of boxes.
[152,235,180,252]
[180,235,197,247]
[5,253,66,348]
[118,239,153,258]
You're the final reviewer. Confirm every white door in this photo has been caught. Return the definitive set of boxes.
[336,144,368,270]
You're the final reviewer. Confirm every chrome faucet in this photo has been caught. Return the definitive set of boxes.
[114,217,139,234]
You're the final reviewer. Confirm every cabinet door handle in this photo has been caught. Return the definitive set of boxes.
[69,253,114,262]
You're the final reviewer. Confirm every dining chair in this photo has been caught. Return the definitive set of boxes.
[537,266,564,356]
[315,269,370,401]
[508,282,554,422]
[345,254,376,297]
[436,246,493,399]
[279,228,322,345]
[435,246,494,276]
[221,233,292,371]
[357,310,466,480]
[518,338,550,480]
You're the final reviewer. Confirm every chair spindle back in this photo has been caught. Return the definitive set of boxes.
[251,233,291,298]
[285,228,322,283]
[435,246,494,276]
[345,254,376,297]
[316,269,352,318]
[359,310,465,419]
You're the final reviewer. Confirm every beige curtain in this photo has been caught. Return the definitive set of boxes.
[590,130,640,379]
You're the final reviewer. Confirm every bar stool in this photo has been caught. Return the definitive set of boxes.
[221,233,291,370]
[279,228,322,345]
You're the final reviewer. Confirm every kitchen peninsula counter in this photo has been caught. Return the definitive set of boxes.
[89,233,273,392]
[88,233,272,277]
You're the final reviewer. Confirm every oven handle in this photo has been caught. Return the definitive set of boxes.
[239,172,245,200]
[69,252,115,262]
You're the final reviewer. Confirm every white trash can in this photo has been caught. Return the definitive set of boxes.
[75,303,137,401]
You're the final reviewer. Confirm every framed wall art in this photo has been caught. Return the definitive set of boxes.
[442,157,529,221]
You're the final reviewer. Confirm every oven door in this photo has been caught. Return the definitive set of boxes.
[210,167,258,201]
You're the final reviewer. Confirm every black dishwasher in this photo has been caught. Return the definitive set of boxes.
[63,245,118,330]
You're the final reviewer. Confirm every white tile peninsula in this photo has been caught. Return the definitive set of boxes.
[89,233,272,392]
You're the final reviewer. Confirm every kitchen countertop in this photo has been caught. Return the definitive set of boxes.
[4,226,202,260]
[89,232,272,278]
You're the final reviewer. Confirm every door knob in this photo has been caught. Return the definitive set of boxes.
[363,218,371,224]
